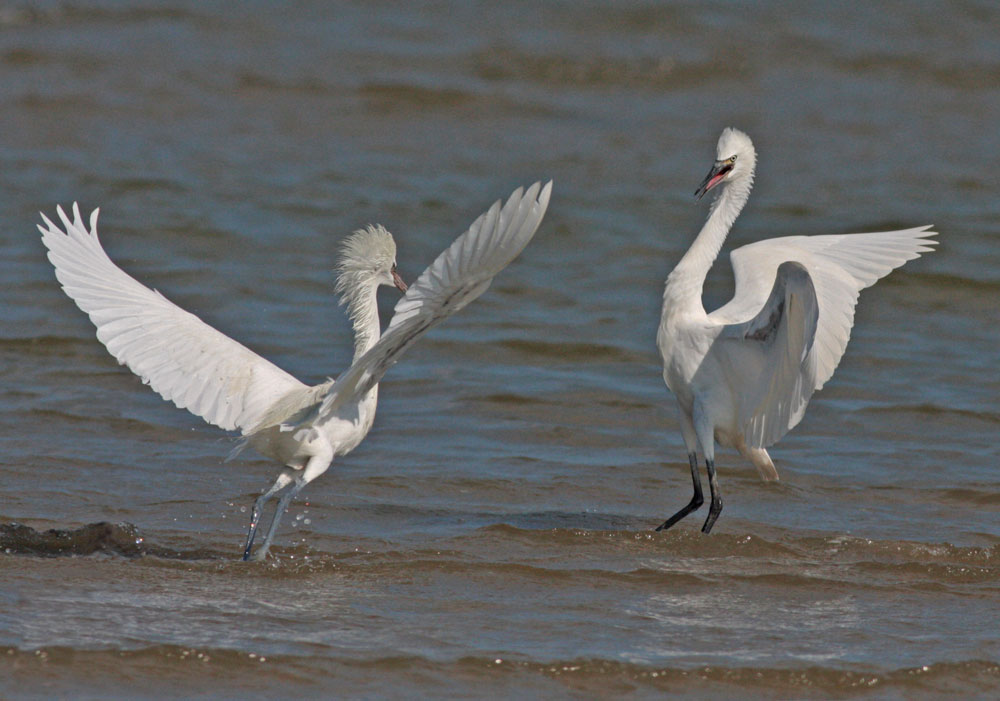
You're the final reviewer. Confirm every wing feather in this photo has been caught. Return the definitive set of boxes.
[39,203,308,432]
[717,261,820,448]
[306,181,552,422]
[710,226,936,389]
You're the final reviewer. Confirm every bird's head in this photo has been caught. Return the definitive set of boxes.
[694,127,756,200]
[335,224,408,304]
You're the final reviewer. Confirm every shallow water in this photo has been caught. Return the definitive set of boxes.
[2,1,999,698]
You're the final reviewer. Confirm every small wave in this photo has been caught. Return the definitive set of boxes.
[105,176,188,197]
[471,392,550,407]
[0,521,145,557]
[238,73,482,107]
[467,391,656,414]
[910,271,1000,294]
[6,518,997,590]
[446,525,1000,590]
[0,521,223,560]
[807,534,1000,566]
[24,407,170,435]
[1,48,46,65]
[0,4,203,28]
[0,335,86,354]
[469,657,1000,696]
[236,71,331,94]
[840,54,1000,91]
[3,645,997,697]
[358,82,474,111]
[455,657,1000,696]
[475,522,797,555]
[497,339,643,363]
[935,488,1000,507]
[857,402,1000,425]
[473,47,748,90]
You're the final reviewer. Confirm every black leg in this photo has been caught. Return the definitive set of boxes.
[656,453,704,531]
[701,458,723,533]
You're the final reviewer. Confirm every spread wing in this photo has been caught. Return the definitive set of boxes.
[710,226,937,390]
[715,261,819,448]
[39,203,308,433]
[304,181,552,424]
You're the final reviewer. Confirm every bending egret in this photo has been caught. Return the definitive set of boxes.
[656,128,935,533]
[39,182,552,559]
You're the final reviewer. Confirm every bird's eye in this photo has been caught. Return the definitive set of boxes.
[729,155,737,164]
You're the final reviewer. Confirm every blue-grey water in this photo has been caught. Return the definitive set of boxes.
[2,1,999,698]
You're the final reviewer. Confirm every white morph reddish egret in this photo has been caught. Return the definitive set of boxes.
[40,182,552,559]
[656,128,935,533]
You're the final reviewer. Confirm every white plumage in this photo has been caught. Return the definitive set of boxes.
[39,206,307,433]
[39,182,552,560]
[656,128,935,534]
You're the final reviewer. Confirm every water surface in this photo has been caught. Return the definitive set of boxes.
[2,1,998,698]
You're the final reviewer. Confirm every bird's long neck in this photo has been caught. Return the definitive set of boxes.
[342,279,383,363]
[663,175,753,317]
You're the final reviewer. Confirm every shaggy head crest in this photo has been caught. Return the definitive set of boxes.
[335,224,398,303]
[333,225,400,358]
[336,224,397,277]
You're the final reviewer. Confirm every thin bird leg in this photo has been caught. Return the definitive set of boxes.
[243,470,293,561]
[701,459,723,533]
[250,478,307,562]
[656,452,704,531]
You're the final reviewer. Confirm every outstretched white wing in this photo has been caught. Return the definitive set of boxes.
[304,181,552,424]
[715,261,820,448]
[710,226,937,390]
[39,204,308,433]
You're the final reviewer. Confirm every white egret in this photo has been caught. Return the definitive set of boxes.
[39,182,552,559]
[656,128,935,533]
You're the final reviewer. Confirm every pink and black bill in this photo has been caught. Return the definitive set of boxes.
[391,264,408,293]
[694,159,735,200]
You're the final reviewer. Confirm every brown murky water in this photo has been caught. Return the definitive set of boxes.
[2,2,999,698]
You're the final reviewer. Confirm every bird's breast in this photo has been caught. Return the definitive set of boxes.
[321,386,378,458]
[659,317,719,391]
